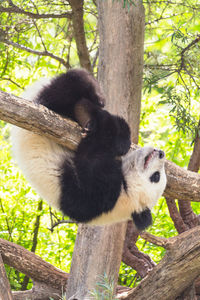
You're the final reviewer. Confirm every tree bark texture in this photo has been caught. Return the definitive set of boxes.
[98,0,144,144]
[0,90,80,150]
[0,252,13,300]
[65,1,145,298]
[0,238,68,292]
[118,226,200,300]
[164,159,200,202]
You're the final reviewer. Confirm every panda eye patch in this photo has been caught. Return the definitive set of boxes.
[150,171,160,183]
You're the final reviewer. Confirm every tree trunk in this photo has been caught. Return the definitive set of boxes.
[119,227,200,300]
[65,1,145,299]
[0,253,13,300]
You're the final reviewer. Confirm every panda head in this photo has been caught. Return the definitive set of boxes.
[89,146,166,229]
[122,146,167,230]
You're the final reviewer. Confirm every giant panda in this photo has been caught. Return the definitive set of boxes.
[11,69,166,230]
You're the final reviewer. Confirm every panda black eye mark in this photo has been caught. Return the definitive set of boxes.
[150,171,160,183]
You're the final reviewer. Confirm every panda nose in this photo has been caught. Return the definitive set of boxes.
[158,150,165,159]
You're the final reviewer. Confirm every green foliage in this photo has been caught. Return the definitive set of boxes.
[159,87,197,136]
[91,273,117,300]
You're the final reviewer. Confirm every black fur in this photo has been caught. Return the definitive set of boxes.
[36,69,105,121]
[131,208,152,231]
[60,110,131,222]
[150,171,160,183]
[36,68,131,223]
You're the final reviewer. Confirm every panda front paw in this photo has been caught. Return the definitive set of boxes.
[81,119,97,137]
[131,208,152,231]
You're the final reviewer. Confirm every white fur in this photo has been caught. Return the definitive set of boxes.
[11,79,72,209]
[22,78,51,101]
[11,127,72,209]
[89,147,166,225]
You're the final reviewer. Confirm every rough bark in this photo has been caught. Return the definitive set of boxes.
[97,1,144,144]
[176,283,197,300]
[12,284,61,300]
[118,226,200,300]
[0,90,80,150]
[0,252,13,300]
[0,238,68,291]
[65,0,145,298]
[164,159,200,202]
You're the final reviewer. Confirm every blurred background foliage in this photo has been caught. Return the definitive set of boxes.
[0,0,199,290]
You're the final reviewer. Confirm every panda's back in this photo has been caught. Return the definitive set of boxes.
[11,78,72,209]
[11,126,72,209]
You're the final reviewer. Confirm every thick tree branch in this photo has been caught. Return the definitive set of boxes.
[0,238,68,292]
[12,284,61,300]
[164,159,200,202]
[0,90,81,150]
[118,226,200,300]
[0,89,200,202]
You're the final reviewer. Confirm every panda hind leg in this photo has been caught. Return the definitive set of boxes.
[74,98,99,136]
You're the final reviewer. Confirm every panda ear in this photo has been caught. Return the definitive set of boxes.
[74,98,97,132]
[122,150,137,175]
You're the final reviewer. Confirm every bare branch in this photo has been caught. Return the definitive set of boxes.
[48,219,77,232]
[181,35,200,57]
[166,197,188,233]
[3,39,70,68]
[140,232,170,249]
[122,222,155,278]
[68,0,92,72]
[0,4,72,19]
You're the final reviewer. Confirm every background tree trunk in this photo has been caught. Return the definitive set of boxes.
[65,1,145,299]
